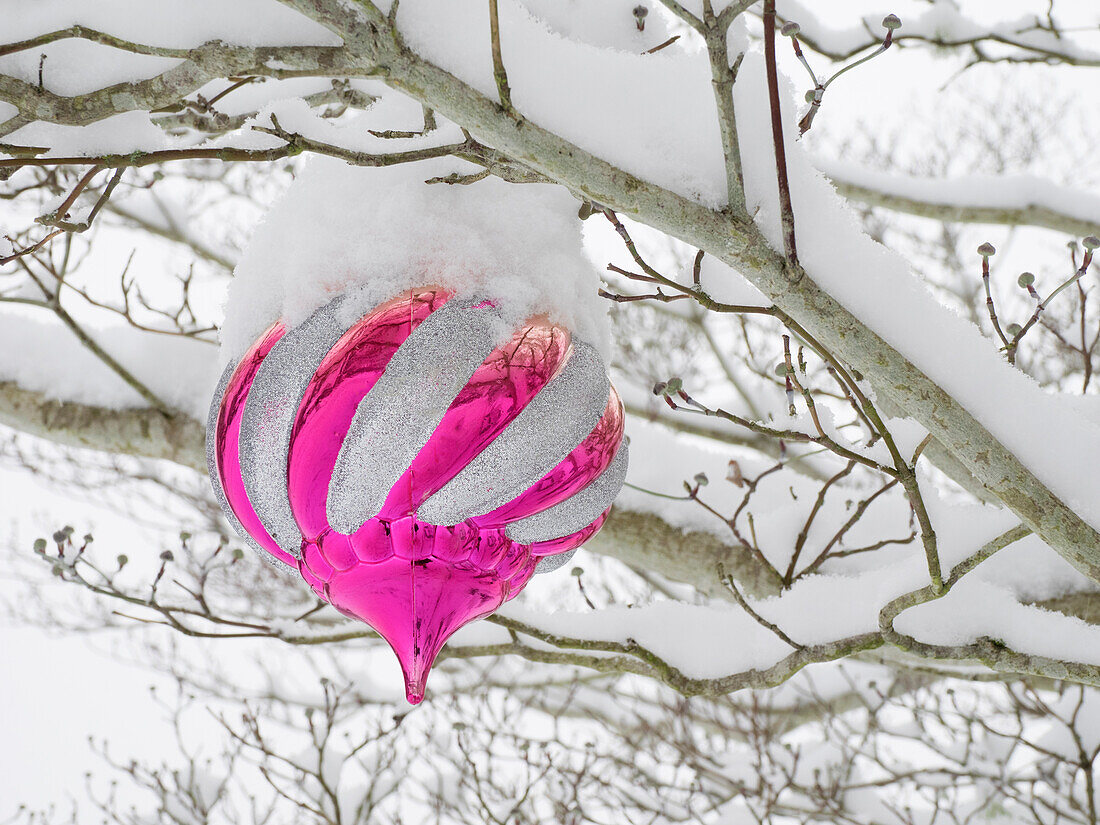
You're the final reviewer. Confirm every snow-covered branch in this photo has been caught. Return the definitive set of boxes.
[5,0,1100,703]
[0,381,205,472]
[3,4,1096,591]
[28,521,1100,699]
[825,161,1100,239]
[0,379,788,599]
[778,1,1100,67]
[0,39,356,137]
[233,0,1100,582]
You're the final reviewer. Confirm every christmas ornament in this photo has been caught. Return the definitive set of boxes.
[208,287,627,703]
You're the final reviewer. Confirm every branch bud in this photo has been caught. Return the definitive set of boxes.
[1083,236,1100,251]
[1017,272,1035,287]
[882,14,902,30]
[633,5,648,31]
[727,460,744,487]
[781,22,801,37]
[977,242,996,258]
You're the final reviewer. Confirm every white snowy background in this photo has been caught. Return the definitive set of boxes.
[3,0,1100,819]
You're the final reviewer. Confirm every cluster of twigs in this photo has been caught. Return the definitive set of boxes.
[0,163,123,266]
[17,652,1100,825]
[7,7,1100,822]
[601,208,935,595]
[5,0,1082,695]
[781,14,901,135]
[979,237,1100,381]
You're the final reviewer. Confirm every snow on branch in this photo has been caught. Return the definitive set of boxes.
[824,160,1100,239]
[775,0,1100,68]
[27,518,1100,697]
[0,381,205,472]
[5,0,1100,692]
[262,0,1100,582]
[0,40,356,138]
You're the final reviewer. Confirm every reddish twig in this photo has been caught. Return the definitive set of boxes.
[762,0,798,267]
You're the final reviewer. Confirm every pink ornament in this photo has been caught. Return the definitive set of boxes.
[208,287,626,703]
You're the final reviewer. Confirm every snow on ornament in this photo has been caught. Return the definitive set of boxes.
[207,285,627,704]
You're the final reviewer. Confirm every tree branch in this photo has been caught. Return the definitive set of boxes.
[273,2,1100,581]
[8,0,1100,582]
[827,165,1100,238]
[590,508,782,599]
[773,8,1100,68]
[0,381,205,472]
[0,41,359,138]
[0,380,783,597]
[762,0,798,265]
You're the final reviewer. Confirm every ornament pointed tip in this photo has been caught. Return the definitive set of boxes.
[400,655,431,705]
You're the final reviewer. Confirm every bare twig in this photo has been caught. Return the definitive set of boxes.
[718,564,804,650]
[763,0,798,266]
[487,0,516,117]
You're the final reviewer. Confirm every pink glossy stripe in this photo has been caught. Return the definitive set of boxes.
[215,322,298,568]
[503,555,539,602]
[377,322,572,520]
[213,284,624,705]
[287,288,450,541]
[476,385,624,529]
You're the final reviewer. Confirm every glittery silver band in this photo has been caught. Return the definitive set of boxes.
[206,360,294,573]
[326,298,501,535]
[418,341,610,526]
[533,548,577,575]
[506,444,628,544]
[240,295,347,558]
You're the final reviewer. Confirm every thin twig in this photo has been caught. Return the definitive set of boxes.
[784,460,855,584]
[762,0,798,266]
[645,35,681,55]
[16,259,171,413]
[719,564,804,650]
[488,0,516,117]
[0,229,63,265]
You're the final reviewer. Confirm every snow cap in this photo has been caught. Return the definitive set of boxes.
[222,147,609,366]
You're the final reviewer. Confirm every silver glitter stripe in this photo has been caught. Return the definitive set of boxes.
[241,295,347,558]
[506,444,628,544]
[206,360,294,573]
[252,541,297,574]
[533,548,577,575]
[326,299,501,535]
[418,341,610,526]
